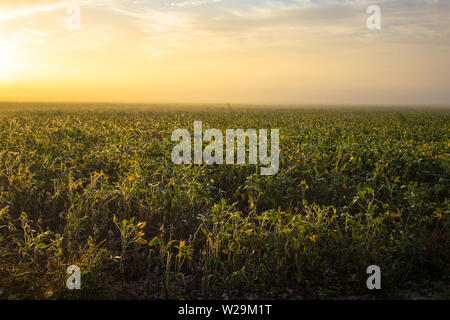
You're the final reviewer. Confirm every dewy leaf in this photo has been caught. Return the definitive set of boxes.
[137,222,146,229]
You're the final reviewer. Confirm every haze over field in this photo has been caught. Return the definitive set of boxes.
[0,0,449,105]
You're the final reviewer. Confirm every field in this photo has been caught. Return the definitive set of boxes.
[0,103,449,299]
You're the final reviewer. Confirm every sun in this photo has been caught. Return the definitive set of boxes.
[0,37,17,80]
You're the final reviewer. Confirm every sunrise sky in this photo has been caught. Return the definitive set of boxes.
[0,0,449,105]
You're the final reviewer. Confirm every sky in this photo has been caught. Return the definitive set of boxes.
[0,0,449,105]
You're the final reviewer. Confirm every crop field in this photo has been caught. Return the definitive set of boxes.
[0,103,448,299]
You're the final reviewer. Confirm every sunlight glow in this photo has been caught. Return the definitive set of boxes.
[0,37,16,80]
[0,1,449,104]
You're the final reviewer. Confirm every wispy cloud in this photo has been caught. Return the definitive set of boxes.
[169,0,223,8]
[0,1,68,20]
[1,0,449,45]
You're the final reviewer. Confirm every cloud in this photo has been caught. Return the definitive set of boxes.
[0,0,99,20]
[1,0,449,54]
[169,0,223,8]
[0,1,66,20]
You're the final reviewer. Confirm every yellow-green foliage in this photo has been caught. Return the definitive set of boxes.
[0,104,448,299]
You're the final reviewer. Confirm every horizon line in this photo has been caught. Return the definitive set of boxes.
[1,101,450,109]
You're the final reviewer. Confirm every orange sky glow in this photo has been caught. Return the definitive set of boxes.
[0,0,449,105]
